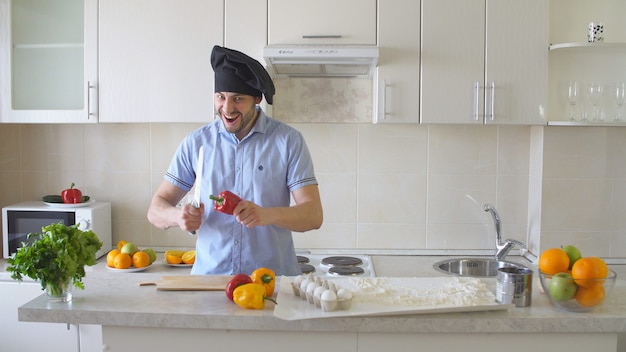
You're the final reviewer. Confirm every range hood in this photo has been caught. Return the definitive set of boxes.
[263,45,379,78]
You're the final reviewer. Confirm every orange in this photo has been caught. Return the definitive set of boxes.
[132,251,151,268]
[575,284,605,307]
[538,248,570,275]
[181,250,196,264]
[166,254,183,264]
[571,256,608,287]
[106,249,121,267]
[588,256,609,278]
[113,253,132,269]
[117,240,128,250]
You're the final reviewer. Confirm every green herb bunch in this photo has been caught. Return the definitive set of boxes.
[7,222,103,295]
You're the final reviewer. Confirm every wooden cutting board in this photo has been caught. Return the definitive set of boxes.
[139,275,233,291]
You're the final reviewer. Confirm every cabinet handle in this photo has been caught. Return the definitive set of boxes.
[302,35,343,39]
[87,81,95,120]
[473,81,481,121]
[378,79,388,121]
[489,81,495,121]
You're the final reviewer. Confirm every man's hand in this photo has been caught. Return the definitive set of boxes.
[180,203,204,232]
[233,201,268,228]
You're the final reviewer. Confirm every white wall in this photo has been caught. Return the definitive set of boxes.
[3,118,624,259]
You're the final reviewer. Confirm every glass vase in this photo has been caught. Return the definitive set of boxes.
[45,279,73,303]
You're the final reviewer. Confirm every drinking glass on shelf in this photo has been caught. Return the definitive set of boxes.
[614,82,625,122]
[587,82,604,121]
[567,81,579,121]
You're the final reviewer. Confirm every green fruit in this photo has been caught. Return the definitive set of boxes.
[143,248,157,264]
[120,242,138,256]
[549,272,577,301]
[562,245,582,270]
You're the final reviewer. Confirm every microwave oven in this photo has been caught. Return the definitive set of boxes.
[2,201,112,259]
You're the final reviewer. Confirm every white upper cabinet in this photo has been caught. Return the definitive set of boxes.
[374,0,420,123]
[268,0,377,45]
[98,0,223,123]
[0,0,98,123]
[420,0,548,125]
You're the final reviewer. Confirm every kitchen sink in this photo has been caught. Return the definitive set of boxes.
[433,258,528,277]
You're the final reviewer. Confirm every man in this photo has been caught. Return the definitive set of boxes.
[147,46,323,276]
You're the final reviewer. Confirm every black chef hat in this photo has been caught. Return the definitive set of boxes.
[211,45,275,105]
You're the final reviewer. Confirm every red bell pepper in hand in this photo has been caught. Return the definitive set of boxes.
[61,183,83,204]
[209,191,242,215]
[225,273,253,301]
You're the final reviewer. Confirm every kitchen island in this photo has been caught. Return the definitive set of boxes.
[8,255,626,352]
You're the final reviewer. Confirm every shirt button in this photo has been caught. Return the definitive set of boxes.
[234,240,239,245]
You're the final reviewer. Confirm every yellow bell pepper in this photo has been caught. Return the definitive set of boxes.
[250,267,276,296]
[232,283,277,310]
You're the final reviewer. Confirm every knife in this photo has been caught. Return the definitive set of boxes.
[189,146,204,235]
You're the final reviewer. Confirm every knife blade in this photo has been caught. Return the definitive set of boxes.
[189,146,204,235]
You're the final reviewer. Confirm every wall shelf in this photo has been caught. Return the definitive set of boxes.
[549,42,626,51]
[547,120,626,127]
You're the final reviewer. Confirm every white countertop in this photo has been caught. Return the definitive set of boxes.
[4,255,626,333]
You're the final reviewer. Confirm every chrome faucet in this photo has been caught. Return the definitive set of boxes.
[483,204,527,260]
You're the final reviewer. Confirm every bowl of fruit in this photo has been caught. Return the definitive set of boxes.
[538,246,616,312]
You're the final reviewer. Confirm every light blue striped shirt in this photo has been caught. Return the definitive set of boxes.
[164,108,317,276]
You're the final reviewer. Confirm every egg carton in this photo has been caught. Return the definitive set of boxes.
[290,274,353,312]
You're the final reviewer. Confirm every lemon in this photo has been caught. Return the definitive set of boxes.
[182,250,196,264]
[166,254,183,264]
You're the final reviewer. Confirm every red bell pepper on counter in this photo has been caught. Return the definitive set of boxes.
[209,191,242,215]
[61,183,83,204]
[225,273,253,301]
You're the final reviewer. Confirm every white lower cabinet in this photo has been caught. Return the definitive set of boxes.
[0,281,79,352]
[103,326,619,352]
[103,326,356,351]
[358,333,617,352]
[0,280,102,352]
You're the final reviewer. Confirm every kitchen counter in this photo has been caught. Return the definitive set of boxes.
[6,255,626,334]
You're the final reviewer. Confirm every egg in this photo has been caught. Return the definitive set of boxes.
[313,285,326,308]
[291,275,304,297]
[337,288,352,300]
[336,288,353,310]
[321,289,338,312]
[305,281,318,304]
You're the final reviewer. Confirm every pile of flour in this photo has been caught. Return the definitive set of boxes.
[347,277,495,307]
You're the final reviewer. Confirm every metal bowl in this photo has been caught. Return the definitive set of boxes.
[433,257,529,277]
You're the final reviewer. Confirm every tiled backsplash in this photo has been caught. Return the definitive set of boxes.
[1,122,625,258]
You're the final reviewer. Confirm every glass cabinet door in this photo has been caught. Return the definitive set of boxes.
[0,0,97,123]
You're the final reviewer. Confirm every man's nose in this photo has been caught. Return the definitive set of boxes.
[222,98,235,113]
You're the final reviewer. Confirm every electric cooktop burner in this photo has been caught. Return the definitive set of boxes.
[327,265,365,276]
[295,253,374,277]
[320,256,363,267]
[299,263,316,274]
